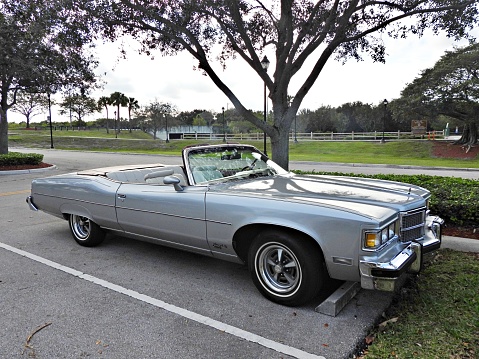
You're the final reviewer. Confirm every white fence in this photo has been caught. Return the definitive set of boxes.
[180,130,446,141]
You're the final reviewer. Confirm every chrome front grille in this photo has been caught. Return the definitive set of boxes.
[400,209,426,243]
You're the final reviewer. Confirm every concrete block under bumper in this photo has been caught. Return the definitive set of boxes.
[315,281,361,317]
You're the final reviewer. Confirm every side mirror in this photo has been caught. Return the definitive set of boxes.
[163,176,183,192]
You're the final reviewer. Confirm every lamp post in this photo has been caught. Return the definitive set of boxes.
[165,113,169,143]
[222,107,226,142]
[381,99,388,143]
[261,56,270,155]
[114,110,118,139]
[47,92,54,149]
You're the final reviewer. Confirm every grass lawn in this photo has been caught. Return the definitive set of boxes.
[361,250,479,359]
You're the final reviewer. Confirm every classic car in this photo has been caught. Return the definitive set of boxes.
[27,144,444,306]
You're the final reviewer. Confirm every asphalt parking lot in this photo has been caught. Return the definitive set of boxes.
[1,148,445,359]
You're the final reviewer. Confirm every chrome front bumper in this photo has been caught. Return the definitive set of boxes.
[26,196,38,211]
[359,215,443,292]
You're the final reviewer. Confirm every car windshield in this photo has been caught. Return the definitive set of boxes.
[186,145,287,184]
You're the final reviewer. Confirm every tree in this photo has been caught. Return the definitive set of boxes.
[303,107,343,133]
[58,94,98,125]
[142,100,175,140]
[399,43,479,148]
[97,96,111,133]
[337,102,376,132]
[0,0,98,154]
[176,110,209,127]
[109,91,128,136]
[127,97,140,132]
[11,92,49,128]
[80,0,477,169]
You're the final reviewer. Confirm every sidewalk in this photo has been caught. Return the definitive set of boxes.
[442,235,479,252]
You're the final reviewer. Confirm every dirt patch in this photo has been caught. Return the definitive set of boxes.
[432,141,478,159]
[0,162,54,171]
[443,225,479,240]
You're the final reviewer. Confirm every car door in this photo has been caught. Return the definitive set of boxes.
[115,183,210,253]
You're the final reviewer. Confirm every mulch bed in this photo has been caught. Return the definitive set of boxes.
[431,141,478,239]
[443,225,479,240]
[432,141,478,159]
[0,162,54,171]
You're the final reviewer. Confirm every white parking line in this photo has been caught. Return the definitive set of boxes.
[1,242,325,359]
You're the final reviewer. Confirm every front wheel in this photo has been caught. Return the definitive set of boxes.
[69,214,105,247]
[248,230,324,306]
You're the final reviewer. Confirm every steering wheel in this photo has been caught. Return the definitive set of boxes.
[241,159,258,171]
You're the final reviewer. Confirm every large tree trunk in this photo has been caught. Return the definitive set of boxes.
[267,100,296,171]
[455,122,478,147]
[270,127,291,171]
[0,108,8,154]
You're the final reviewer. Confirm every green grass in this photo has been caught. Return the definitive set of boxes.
[9,129,479,168]
[288,141,479,167]
[10,128,152,139]
[363,250,479,359]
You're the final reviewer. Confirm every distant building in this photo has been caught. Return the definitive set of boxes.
[154,125,213,140]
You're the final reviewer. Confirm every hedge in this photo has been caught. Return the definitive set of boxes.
[0,152,44,166]
[293,171,479,227]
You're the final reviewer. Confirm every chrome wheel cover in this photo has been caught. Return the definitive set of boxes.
[70,215,91,240]
[255,242,302,296]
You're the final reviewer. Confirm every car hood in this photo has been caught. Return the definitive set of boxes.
[209,174,429,220]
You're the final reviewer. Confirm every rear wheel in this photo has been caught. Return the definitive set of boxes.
[248,230,324,306]
[69,214,105,247]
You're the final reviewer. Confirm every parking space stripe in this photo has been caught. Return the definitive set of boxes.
[0,189,30,197]
[0,242,325,359]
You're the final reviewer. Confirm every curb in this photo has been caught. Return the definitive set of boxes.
[0,165,57,176]
[290,160,479,173]
[441,235,479,253]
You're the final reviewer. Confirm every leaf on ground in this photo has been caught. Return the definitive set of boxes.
[365,335,375,345]
[378,317,399,330]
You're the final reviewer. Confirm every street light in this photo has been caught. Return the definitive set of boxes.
[165,113,169,143]
[261,55,270,155]
[381,99,388,143]
[47,92,54,149]
[222,107,226,142]
[211,115,216,140]
[114,111,117,139]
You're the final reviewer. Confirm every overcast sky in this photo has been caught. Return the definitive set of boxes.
[9,28,478,123]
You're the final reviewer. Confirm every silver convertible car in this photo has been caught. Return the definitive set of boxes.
[27,144,443,306]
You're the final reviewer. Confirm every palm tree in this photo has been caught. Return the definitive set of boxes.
[127,97,140,133]
[109,92,128,137]
[97,96,111,134]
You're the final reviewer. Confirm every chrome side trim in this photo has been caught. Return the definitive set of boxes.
[30,193,116,209]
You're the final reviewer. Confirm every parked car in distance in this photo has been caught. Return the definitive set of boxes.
[27,144,444,306]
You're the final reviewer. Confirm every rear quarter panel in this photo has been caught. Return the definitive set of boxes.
[31,174,121,230]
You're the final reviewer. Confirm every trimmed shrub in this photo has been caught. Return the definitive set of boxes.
[0,152,44,166]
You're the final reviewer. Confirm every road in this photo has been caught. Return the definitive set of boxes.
[0,147,472,359]
[290,160,479,179]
